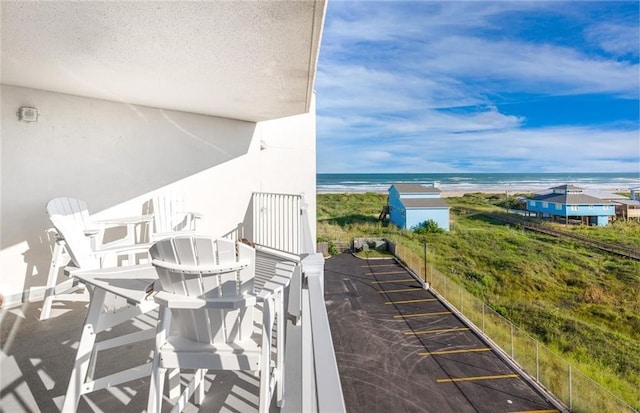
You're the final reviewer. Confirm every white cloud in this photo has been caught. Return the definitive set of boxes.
[585,22,640,57]
[316,1,639,173]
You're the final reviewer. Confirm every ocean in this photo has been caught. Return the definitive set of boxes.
[317,172,640,193]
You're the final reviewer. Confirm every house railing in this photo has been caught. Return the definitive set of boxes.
[390,241,637,413]
[252,192,346,413]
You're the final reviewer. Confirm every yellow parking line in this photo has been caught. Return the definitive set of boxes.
[378,288,420,294]
[362,264,399,267]
[437,373,518,383]
[366,271,406,275]
[507,410,560,413]
[419,348,491,356]
[385,298,437,305]
[406,327,469,335]
[372,279,415,284]
[394,311,451,318]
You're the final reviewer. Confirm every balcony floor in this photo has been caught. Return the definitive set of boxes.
[0,249,301,412]
[324,253,563,413]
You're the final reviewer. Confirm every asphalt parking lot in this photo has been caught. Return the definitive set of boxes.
[325,253,563,413]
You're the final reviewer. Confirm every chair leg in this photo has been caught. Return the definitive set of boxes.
[147,366,166,413]
[62,288,106,412]
[148,306,170,413]
[168,368,181,400]
[40,242,64,321]
[194,369,206,405]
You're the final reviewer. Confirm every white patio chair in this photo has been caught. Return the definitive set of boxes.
[147,236,295,413]
[41,197,151,320]
[142,192,203,242]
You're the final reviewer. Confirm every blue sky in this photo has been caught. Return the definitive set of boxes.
[315,1,640,173]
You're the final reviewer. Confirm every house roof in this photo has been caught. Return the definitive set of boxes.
[1,1,326,122]
[530,192,612,205]
[551,184,583,191]
[392,184,441,194]
[401,198,449,209]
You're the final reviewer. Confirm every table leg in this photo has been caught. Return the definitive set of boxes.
[61,287,106,412]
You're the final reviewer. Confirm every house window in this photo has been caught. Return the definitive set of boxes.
[603,205,609,210]
[589,205,594,209]
[555,203,561,210]
[542,202,548,208]
[570,205,578,211]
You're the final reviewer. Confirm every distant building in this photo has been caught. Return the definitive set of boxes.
[388,183,450,231]
[526,184,615,226]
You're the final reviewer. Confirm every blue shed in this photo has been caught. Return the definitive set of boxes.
[388,183,450,231]
[526,184,615,226]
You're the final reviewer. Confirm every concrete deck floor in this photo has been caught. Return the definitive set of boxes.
[0,299,297,413]
[324,253,564,413]
[0,248,303,413]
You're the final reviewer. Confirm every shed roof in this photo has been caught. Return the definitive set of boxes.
[392,183,441,194]
[401,198,449,209]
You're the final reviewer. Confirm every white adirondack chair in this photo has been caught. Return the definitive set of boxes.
[142,192,202,242]
[147,236,295,413]
[42,197,151,320]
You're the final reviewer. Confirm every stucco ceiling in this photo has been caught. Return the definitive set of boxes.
[1,1,326,122]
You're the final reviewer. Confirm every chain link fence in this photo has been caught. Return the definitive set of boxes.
[391,242,637,413]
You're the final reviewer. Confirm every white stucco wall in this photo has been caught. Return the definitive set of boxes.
[0,85,317,306]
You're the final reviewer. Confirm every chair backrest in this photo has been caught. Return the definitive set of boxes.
[46,198,99,269]
[145,192,192,235]
[150,236,256,344]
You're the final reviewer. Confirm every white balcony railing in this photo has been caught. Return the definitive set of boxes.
[253,192,302,255]
[252,192,345,413]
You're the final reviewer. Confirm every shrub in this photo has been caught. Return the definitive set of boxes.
[413,219,445,234]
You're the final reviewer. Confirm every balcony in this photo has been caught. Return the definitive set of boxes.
[0,192,345,412]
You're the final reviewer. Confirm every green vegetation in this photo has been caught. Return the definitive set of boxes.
[317,192,640,408]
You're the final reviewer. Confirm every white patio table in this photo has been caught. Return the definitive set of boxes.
[62,264,159,412]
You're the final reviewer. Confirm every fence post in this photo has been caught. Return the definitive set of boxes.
[510,323,514,358]
[423,241,427,284]
[482,302,485,332]
[569,364,573,411]
[536,340,540,381]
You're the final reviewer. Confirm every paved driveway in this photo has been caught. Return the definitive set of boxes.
[325,253,562,413]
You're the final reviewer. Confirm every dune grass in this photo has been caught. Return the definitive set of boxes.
[317,192,640,409]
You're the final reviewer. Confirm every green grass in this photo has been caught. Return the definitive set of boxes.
[317,192,640,409]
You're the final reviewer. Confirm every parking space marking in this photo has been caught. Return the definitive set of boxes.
[378,288,422,294]
[419,348,491,356]
[366,271,406,275]
[362,264,399,268]
[436,374,518,383]
[372,279,415,284]
[406,327,469,335]
[507,410,560,413]
[393,311,451,318]
[385,298,438,305]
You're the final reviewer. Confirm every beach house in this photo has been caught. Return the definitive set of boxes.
[388,183,450,231]
[526,184,615,226]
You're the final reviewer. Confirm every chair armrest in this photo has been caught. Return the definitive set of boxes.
[84,228,101,237]
[153,291,257,309]
[189,212,204,220]
[93,242,152,256]
[92,214,154,227]
[46,227,64,242]
[151,259,250,275]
